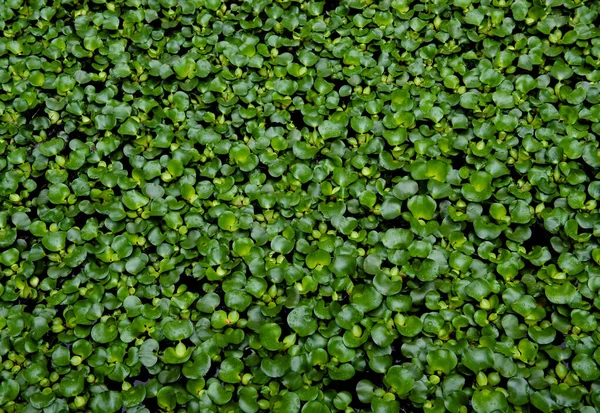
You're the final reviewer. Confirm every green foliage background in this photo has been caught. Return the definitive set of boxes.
[1,0,600,411]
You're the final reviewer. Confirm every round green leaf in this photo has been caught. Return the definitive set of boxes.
[288,305,317,336]
[90,391,123,413]
[163,319,194,341]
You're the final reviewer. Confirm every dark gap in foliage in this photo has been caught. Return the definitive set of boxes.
[72,212,90,230]
[330,76,349,96]
[84,80,108,93]
[448,154,467,171]
[523,221,553,251]
[46,123,64,139]
[579,161,599,180]
[244,161,270,185]
[328,30,341,43]
[21,105,45,126]
[328,75,346,89]
[216,301,229,313]
[283,44,300,55]
[134,366,152,385]
[205,357,220,379]
[335,291,350,305]
[42,331,58,348]
[289,107,306,130]
[26,183,49,206]
[323,0,341,14]
[16,298,37,314]
[111,83,128,104]
[391,342,406,365]
[399,403,416,413]
[385,215,411,230]
[102,376,124,392]
[283,250,296,263]
[338,93,352,109]
[158,339,170,352]
[178,277,205,295]
[335,387,368,410]
[142,393,160,412]
[278,303,291,319]
[370,49,382,66]
[463,58,479,71]
[15,230,29,245]
[377,169,403,185]
[312,152,325,165]
[553,331,568,348]
[213,284,224,296]
[346,396,371,411]
[278,320,293,337]
[461,220,475,238]
[345,128,357,146]
[54,304,67,314]
[334,368,387,411]
[68,129,89,142]
[182,338,195,348]
[507,164,522,184]
[461,372,476,390]
[276,305,293,336]
[479,201,492,217]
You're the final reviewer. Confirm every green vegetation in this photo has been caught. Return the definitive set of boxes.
[1,0,600,411]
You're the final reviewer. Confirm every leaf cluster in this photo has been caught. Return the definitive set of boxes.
[1,0,600,412]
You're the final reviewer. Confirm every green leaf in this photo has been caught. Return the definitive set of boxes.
[407,195,437,220]
[218,357,245,383]
[162,342,193,364]
[0,379,19,405]
[335,304,364,330]
[381,197,402,220]
[395,315,422,337]
[351,116,374,134]
[550,59,574,81]
[122,190,150,209]
[173,56,197,78]
[42,231,67,252]
[261,354,291,378]
[392,180,418,200]
[427,349,458,375]
[91,319,119,344]
[274,79,298,95]
[462,348,494,373]
[60,371,85,397]
[572,354,600,381]
[318,120,346,139]
[163,319,194,341]
[260,323,283,351]
[39,138,65,156]
[545,282,581,305]
[90,391,123,413]
[288,305,317,336]
[273,392,301,413]
[118,118,140,136]
[384,366,414,396]
[306,249,331,269]
[140,339,159,367]
[472,389,509,413]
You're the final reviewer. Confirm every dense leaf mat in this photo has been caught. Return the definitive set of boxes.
[2,0,600,411]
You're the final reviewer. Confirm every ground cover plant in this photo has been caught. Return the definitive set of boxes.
[1,0,600,411]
